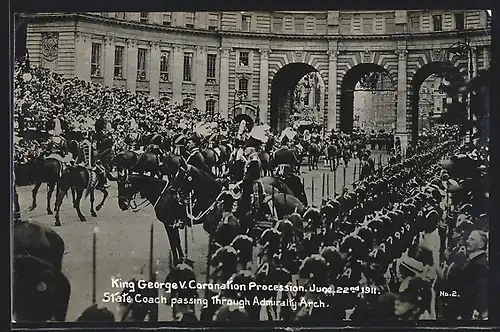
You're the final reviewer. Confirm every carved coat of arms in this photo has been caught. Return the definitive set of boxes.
[42,32,59,62]
[294,51,305,63]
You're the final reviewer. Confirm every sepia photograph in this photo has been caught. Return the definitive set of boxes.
[12,10,491,323]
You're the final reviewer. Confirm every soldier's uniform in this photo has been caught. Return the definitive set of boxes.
[186,133,214,177]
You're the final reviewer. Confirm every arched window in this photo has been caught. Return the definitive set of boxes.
[206,99,216,116]
[238,78,248,97]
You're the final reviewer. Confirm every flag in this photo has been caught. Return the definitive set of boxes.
[249,125,269,143]
[195,122,213,137]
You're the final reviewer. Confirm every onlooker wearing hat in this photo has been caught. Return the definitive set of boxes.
[442,229,488,319]
[394,277,434,320]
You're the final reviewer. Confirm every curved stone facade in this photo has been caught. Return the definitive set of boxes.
[24,11,491,142]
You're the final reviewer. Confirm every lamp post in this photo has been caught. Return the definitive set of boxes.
[444,38,474,142]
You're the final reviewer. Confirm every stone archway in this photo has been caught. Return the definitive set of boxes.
[409,61,466,142]
[270,63,324,132]
[340,63,396,133]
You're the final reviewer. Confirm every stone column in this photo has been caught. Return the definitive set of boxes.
[103,36,114,87]
[219,47,231,119]
[258,48,270,124]
[75,32,91,81]
[172,45,184,104]
[471,47,478,77]
[327,50,338,131]
[126,39,138,93]
[195,46,207,111]
[395,49,409,149]
[149,41,161,99]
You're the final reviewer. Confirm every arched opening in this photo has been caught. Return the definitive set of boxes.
[234,113,254,131]
[270,63,324,133]
[340,63,396,133]
[410,61,465,142]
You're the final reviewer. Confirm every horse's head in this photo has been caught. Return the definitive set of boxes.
[116,174,140,211]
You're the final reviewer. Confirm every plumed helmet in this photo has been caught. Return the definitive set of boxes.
[356,227,374,249]
[298,254,328,282]
[303,207,322,228]
[211,246,238,270]
[287,212,304,236]
[339,234,367,259]
[230,235,254,264]
[223,270,256,300]
[274,219,295,241]
[320,246,344,280]
[259,228,282,255]
[166,263,196,284]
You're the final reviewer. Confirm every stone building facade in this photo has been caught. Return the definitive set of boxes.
[24,10,491,145]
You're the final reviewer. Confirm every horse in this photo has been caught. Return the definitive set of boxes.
[308,142,321,171]
[258,151,272,177]
[201,148,219,176]
[115,163,225,266]
[55,140,109,226]
[27,157,63,215]
[53,164,110,226]
[325,142,339,171]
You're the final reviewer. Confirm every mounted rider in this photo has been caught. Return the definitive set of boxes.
[80,130,109,188]
[186,132,214,177]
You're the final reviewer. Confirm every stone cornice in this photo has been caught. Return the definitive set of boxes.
[27,13,491,43]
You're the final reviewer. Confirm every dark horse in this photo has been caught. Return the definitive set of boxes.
[53,140,109,226]
[308,142,321,171]
[28,157,63,214]
[326,142,339,171]
[115,163,225,266]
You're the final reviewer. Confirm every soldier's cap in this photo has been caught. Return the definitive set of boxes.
[13,255,71,322]
[398,254,425,275]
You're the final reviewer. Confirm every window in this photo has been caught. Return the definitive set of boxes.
[242,15,251,31]
[432,14,442,31]
[114,46,124,79]
[185,12,195,28]
[140,12,149,23]
[362,17,373,33]
[454,12,465,30]
[272,15,283,32]
[206,99,216,116]
[295,16,305,33]
[163,12,172,26]
[116,12,126,20]
[238,78,248,97]
[183,53,193,81]
[239,51,249,67]
[207,54,217,82]
[160,51,169,82]
[137,48,147,81]
[208,13,218,30]
[91,43,101,77]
